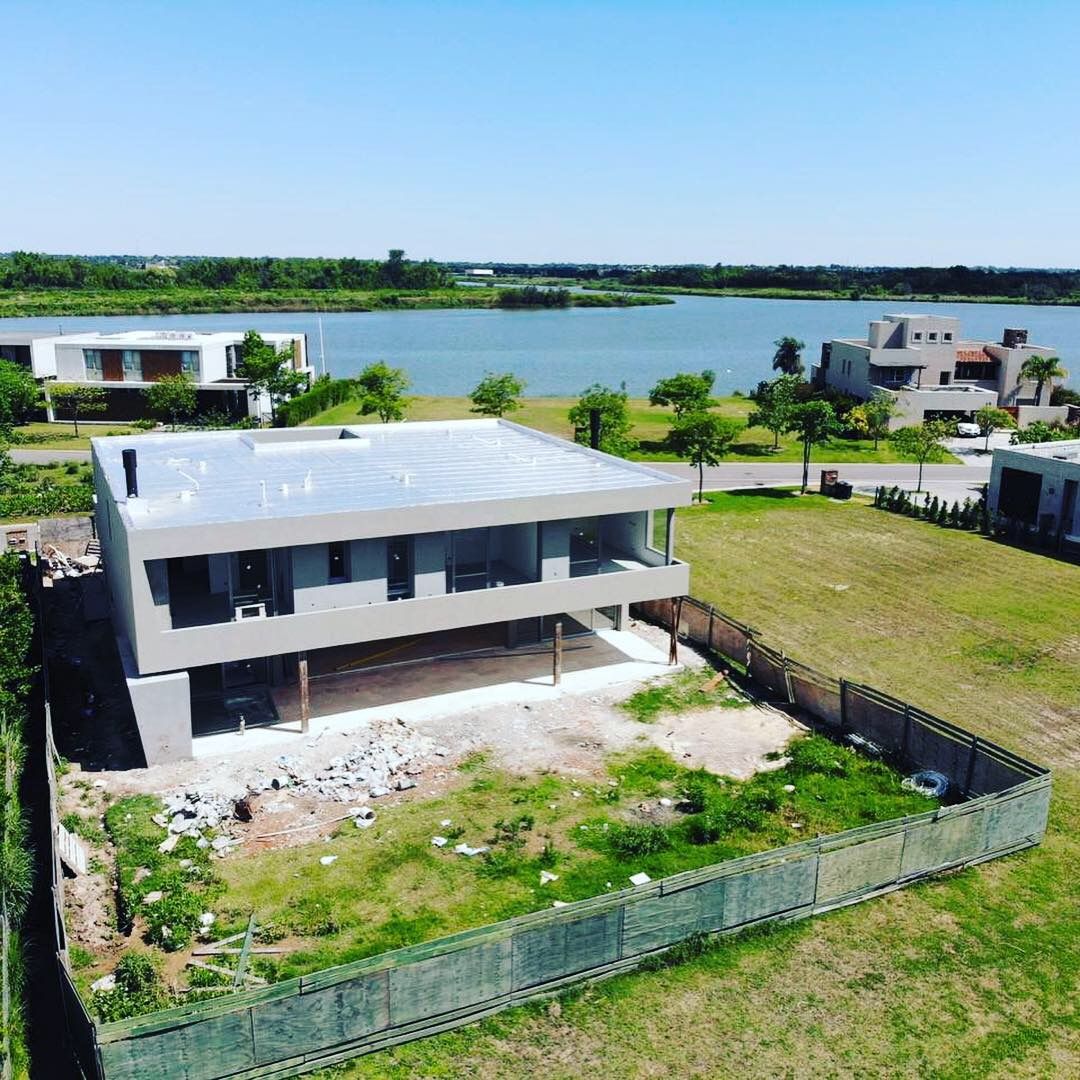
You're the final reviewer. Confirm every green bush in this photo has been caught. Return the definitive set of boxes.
[786,735,852,777]
[275,376,356,427]
[608,823,673,858]
[681,772,712,814]
[91,953,171,1022]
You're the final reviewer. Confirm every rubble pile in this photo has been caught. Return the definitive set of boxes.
[42,543,101,581]
[156,720,439,854]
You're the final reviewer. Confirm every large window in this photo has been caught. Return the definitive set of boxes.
[450,528,487,592]
[569,518,601,577]
[387,537,413,600]
[328,541,348,583]
[180,350,199,376]
[998,468,1042,525]
[122,349,142,379]
[955,361,997,380]
[84,349,103,380]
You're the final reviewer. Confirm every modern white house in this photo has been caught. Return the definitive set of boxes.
[815,314,1068,428]
[0,328,310,423]
[987,438,1080,552]
[91,420,692,764]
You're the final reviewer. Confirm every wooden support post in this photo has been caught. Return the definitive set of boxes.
[298,651,310,735]
[782,651,795,704]
[552,621,563,685]
[668,597,682,665]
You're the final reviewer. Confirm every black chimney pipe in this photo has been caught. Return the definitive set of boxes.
[122,448,138,498]
[589,408,601,450]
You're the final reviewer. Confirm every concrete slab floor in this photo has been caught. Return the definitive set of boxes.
[192,627,677,759]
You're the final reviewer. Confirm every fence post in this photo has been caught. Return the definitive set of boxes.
[782,651,795,705]
[901,704,912,765]
[963,735,980,796]
[707,604,715,653]
[839,678,849,734]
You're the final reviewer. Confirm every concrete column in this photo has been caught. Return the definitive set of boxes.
[665,508,676,565]
[120,637,193,764]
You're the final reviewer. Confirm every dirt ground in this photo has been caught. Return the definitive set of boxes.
[59,621,802,959]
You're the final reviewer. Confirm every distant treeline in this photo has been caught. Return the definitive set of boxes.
[0,250,450,292]
[448,261,1080,301]
[616,264,1080,301]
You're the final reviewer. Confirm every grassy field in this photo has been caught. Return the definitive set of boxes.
[330,493,1079,1079]
[305,394,940,464]
[0,287,667,318]
[80,715,935,1011]
[6,420,145,451]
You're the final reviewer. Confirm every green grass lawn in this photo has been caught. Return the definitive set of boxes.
[330,493,1079,1079]
[305,394,945,464]
[6,420,145,451]
[82,724,934,1012]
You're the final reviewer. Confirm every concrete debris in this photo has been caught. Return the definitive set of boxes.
[659,797,673,808]
[90,974,116,993]
[319,855,338,866]
[179,859,193,869]
[783,784,796,793]
[454,843,489,857]
[440,819,452,827]
[629,872,651,887]
[540,870,559,885]
[395,778,416,792]
[199,912,215,928]
[143,891,163,904]
[431,836,448,848]
[158,833,179,854]
[369,786,390,799]
[211,836,239,852]
[348,806,375,821]
[133,867,151,884]
[552,900,568,908]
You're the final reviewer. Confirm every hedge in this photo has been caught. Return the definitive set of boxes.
[0,485,95,520]
[275,377,356,427]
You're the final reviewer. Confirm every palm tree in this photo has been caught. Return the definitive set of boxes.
[1017,354,1067,406]
[772,336,805,378]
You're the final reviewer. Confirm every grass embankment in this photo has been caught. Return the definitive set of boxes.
[333,492,1080,1078]
[579,281,1080,307]
[81,726,932,1010]
[0,459,96,524]
[0,287,668,318]
[5,422,144,452]
[305,394,941,464]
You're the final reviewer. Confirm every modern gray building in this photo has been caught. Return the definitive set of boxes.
[0,328,310,423]
[815,314,1067,428]
[92,420,692,764]
[987,438,1080,552]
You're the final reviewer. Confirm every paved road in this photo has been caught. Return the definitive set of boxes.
[653,461,991,504]
[11,448,92,464]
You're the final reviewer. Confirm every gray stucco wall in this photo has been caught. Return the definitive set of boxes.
[119,637,193,765]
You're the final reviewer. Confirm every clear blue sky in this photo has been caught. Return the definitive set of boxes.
[3,1,1077,266]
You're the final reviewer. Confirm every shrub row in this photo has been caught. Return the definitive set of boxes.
[873,485,990,533]
[0,484,95,519]
[0,552,38,1074]
[276,376,356,427]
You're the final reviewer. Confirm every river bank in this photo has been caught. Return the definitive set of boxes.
[579,281,1080,306]
[0,286,670,318]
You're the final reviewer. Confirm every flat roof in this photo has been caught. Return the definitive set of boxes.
[47,329,301,348]
[93,420,687,530]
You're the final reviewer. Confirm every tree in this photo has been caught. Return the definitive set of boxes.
[648,370,716,418]
[889,421,951,493]
[973,405,1016,452]
[666,411,740,503]
[568,383,636,456]
[356,361,410,423]
[848,391,901,449]
[772,336,806,378]
[49,383,107,437]
[470,372,526,417]
[747,374,800,449]
[1017,354,1068,406]
[236,330,305,424]
[785,400,842,492]
[0,360,41,432]
[144,374,197,431]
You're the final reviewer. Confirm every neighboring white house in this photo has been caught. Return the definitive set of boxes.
[0,328,310,423]
[815,314,1069,428]
[92,419,692,764]
[987,438,1080,553]
[465,268,495,277]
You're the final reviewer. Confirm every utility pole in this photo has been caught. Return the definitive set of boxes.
[552,621,563,685]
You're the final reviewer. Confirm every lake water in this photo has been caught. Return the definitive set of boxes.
[2,295,1076,396]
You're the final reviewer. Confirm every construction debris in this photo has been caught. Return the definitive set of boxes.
[454,843,489,857]
[629,872,651,887]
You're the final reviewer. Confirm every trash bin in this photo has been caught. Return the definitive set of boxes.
[832,481,853,500]
[821,469,839,492]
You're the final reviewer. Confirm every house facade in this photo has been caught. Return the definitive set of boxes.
[987,438,1080,552]
[91,420,692,764]
[815,314,1066,427]
[1,328,310,423]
